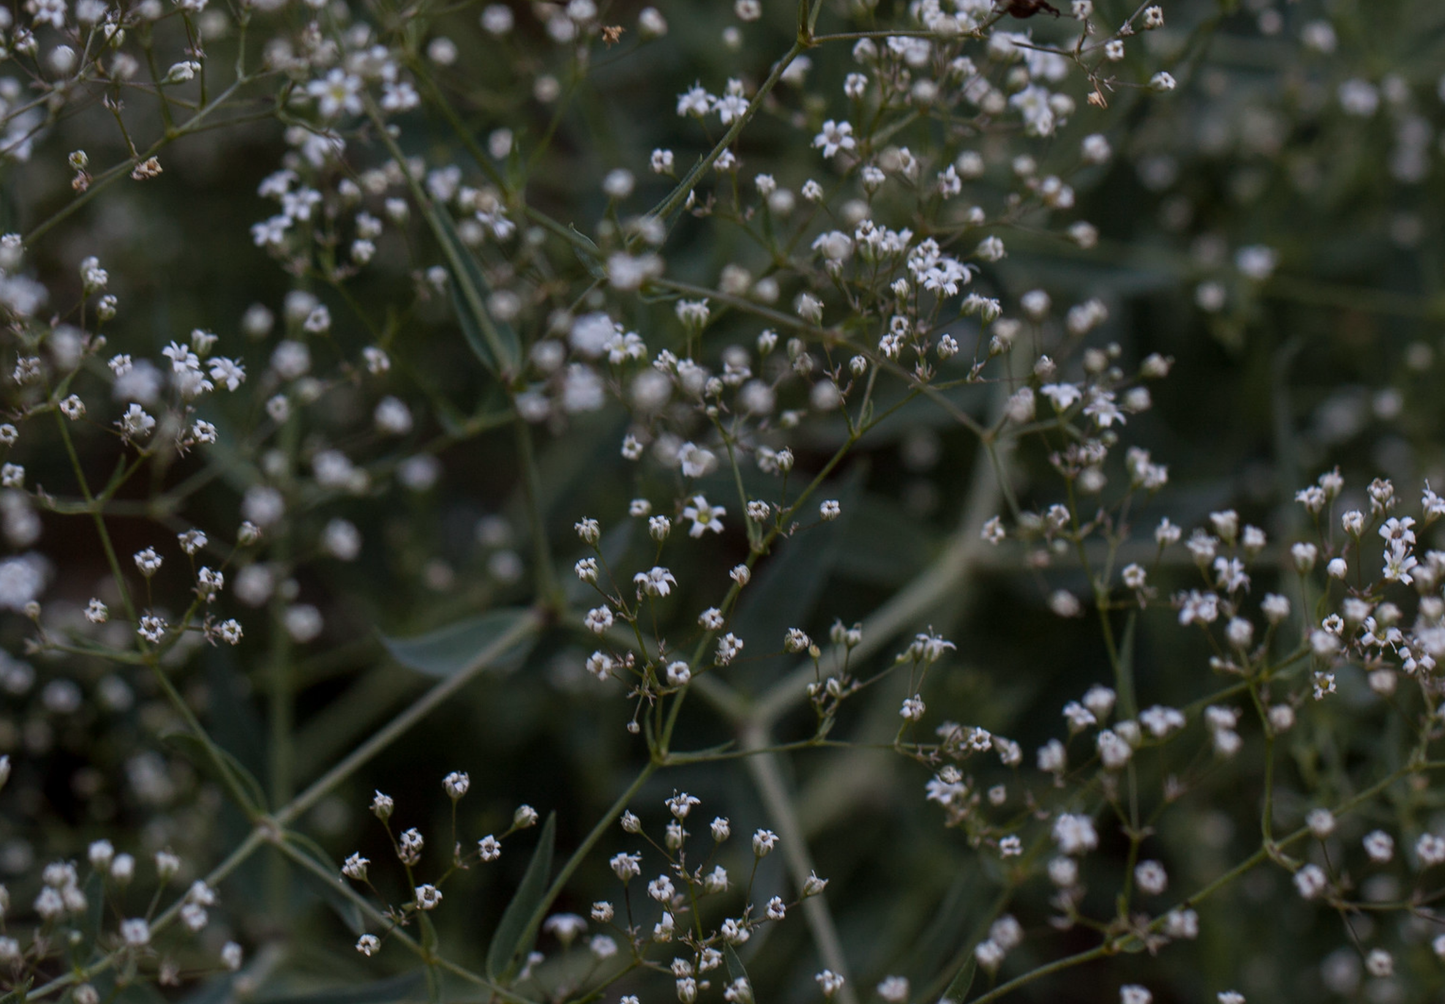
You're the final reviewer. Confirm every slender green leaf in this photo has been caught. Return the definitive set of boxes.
[382,608,537,679]
[723,945,751,993]
[255,973,424,1004]
[282,832,365,935]
[568,225,607,281]
[418,916,442,1004]
[1,979,32,1004]
[940,956,976,1004]
[162,732,267,816]
[78,870,103,945]
[486,812,556,981]
[417,911,439,954]
[430,207,519,376]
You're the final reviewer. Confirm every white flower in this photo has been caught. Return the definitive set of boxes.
[813,120,855,158]
[1134,860,1167,895]
[117,403,156,438]
[981,516,1005,544]
[221,942,243,970]
[1306,809,1336,838]
[610,852,641,881]
[1418,833,1445,866]
[634,566,677,597]
[682,495,725,537]
[676,82,711,117]
[716,633,744,664]
[1293,863,1327,899]
[137,614,167,644]
[542,912,587,943]
[1053,813,1097,855]
[586,651,614,680]
[308,68,363,118]
[975,940,1005,971]
[1236,245,1278,280]
[720,918,748,944]
[665,791,701,819]
[877,977,909,1003]
[1040,383,1082,410]
[678,442,717,478]
[1097,730,1132,769]
[0,555,47,611]
[1363,831,1394,863]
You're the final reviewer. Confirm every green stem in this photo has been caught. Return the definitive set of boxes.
[276,837,541,1004]
[509,762,658,977]
[276,609,543,825]
[743,726,857,1004]
[28,829,268,999]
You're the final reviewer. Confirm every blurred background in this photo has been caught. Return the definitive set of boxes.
[4,1,1445,1002]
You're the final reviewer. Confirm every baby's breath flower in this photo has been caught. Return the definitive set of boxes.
[443,772,469,799]
[813,121,855,159]
[137,614,167,643]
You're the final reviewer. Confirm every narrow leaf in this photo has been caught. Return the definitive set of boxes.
[723,945,751,992]
[568,225,608,281]
[162,732,267,816]
[940,956,976,1004]
[1117,609,1138,716]
[486,812,556,981]
[255,973,424,1004]
[430,207,519,376]
[382,608,537,679]
[282,832,365,935]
